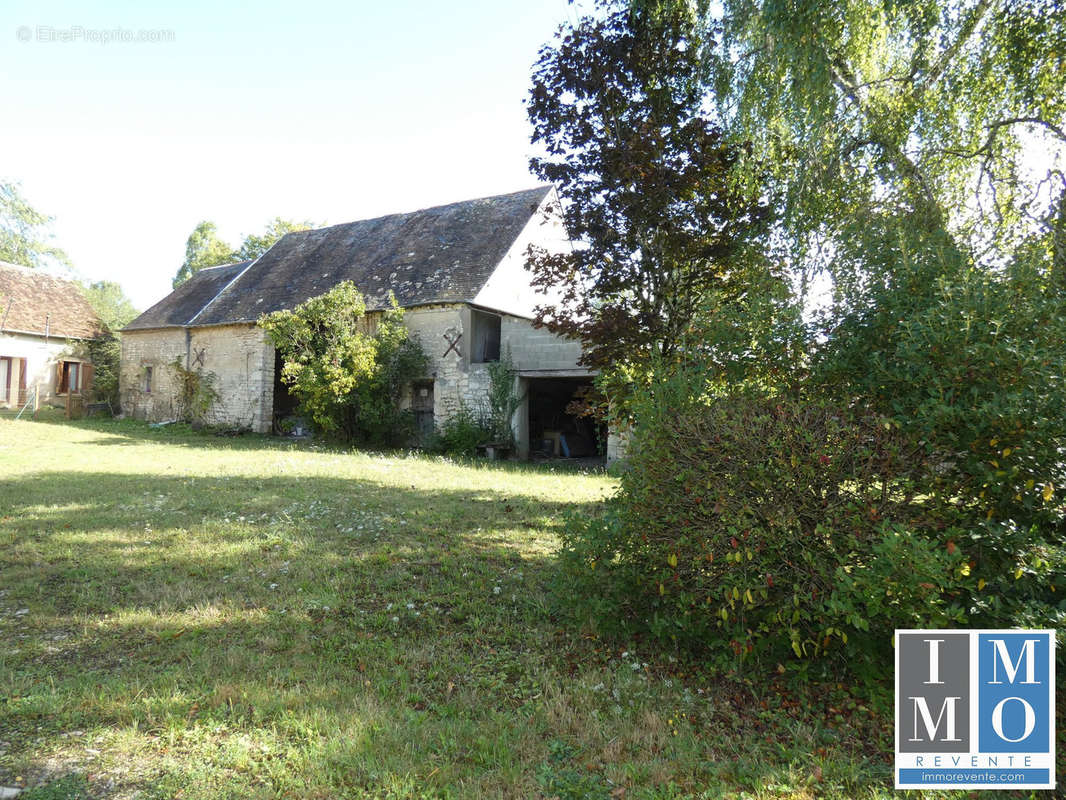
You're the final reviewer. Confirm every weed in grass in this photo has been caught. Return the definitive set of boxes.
[18,773,89,800]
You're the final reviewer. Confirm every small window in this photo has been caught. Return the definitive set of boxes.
[58,361,80,394]
[471,310,501,363]
[144,366,153,393]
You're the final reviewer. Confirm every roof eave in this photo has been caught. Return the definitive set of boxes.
[1,326,99,340]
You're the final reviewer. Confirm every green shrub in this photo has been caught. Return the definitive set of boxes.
[814,253,1066,538]
[811,244,1066,632]
[557,372,974,675]
[260,283,428,446]
[351,300,430,446]
[431,406,492,457]
[59,330,121,411]
[84,331,121,409]
[556,237,1066,675]
[485,346,523,446]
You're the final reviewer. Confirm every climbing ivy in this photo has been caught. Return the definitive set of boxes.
[169,358,219,426]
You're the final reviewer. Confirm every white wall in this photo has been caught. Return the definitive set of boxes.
[501,315,584,373]
[472,189,572,318]
[0,331,90,408]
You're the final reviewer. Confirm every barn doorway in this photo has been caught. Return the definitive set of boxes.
[272,348,300,425]
[524,376,604,462]
[412,380,434,444]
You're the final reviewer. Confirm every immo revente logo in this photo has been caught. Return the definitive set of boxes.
[895,630,1055,790]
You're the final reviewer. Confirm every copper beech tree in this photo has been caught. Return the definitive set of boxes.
[525,1,772,374]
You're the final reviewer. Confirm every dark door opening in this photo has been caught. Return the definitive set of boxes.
[272,349,300,425]
[470,310,501,363]
[527,377,605,460]
[412,380,434,444]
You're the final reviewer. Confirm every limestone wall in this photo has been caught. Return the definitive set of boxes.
[402,305,586,425]
[402,305,482,422]
[118,306,588,444]
[120,324,274,432]
[119,327,184,423]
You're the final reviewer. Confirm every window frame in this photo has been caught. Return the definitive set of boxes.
[57,360,81,395]
[470,309,502,364]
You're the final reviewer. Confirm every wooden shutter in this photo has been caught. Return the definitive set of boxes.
[55,361,65,393]
[81,363,93,397]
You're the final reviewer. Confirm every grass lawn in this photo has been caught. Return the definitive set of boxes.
[0,416,993,799]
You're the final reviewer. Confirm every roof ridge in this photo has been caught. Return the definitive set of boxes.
[290,185,553,239]
[0,260,81,284]
[194,259,252,272]
[185,259,261,326]
[0,260,35,271]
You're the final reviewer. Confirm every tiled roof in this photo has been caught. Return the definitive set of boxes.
[0,261,102,339]
[124,261,250,331]
[125,187,552,330]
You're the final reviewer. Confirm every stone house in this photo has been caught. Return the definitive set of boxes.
[121,187,606,458]
[0,261,102,412]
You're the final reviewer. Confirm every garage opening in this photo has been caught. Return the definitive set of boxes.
[525,376,604,462]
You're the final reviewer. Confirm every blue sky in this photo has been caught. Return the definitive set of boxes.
[0,0,582,308]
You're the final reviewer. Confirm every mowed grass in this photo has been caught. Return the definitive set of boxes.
[0,417,904,799]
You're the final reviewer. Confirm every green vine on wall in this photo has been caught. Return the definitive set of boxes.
[486,346,524,447]
[169,358,220,425]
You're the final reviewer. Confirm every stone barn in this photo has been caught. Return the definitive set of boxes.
[121,187,607,458]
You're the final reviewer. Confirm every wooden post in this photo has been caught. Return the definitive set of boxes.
[66,386,72,419]
[33,384,39,416]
